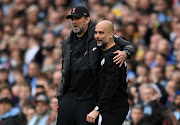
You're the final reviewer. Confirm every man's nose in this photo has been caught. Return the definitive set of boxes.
[95,33,100,38]
[94,34,98,39]
[71,18,77,23]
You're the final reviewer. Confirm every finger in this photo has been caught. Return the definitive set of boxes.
[86,116,89,121]
[113,54,124,61]
[119,59,124,67]
[113,50,119,54]
[113,51,122,60]
[113,57,121,63]
[87,116,94,123]
[89,118,95,124]
[92,119,95,124]
[116,58,122,64]
[86,115,92,122]
[89,117,94,123]
[86,114,88,121]
[113,55,119,60]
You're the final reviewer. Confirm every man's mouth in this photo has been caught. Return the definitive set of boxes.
[96,40,103,42]
[73,26,79,30]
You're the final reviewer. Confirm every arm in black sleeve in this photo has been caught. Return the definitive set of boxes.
[57,59,65,98]
[114,36,135,59]
[97,60,120,110]
[57,41,66,99]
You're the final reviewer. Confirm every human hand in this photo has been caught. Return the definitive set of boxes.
[86,110,99,124]
[113,50,127,67]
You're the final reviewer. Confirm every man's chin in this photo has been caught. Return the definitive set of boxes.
[73,29,80,34]
[97,44,102,47]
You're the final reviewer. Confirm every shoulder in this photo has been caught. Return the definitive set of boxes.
[87,21,96,39]
[28,115,38,125]
[104,45,119,63]
[88,20,96,30]
[114,36,129,43]
[61,36,71,46]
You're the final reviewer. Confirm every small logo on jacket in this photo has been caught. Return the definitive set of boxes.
[92,47,97,51]
[101,58,105,66]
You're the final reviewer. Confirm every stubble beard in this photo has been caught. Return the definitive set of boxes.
[72,25,85,35]
[97,35,109,49]
[100,41,108,49]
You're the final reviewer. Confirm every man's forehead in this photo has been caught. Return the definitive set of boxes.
[95,28,104,32]
[96,22,108,28]
[95,26,106,32]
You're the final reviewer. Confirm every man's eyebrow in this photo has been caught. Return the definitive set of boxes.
[99,31,104,33]
[95,31,104,33]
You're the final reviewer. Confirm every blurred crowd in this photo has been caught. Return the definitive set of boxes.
[0,0,180,125]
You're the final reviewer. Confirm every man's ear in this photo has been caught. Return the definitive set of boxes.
[109,31,114,39]
[86,17,90,24]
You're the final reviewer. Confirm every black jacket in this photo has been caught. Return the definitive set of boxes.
[57,21,135,98]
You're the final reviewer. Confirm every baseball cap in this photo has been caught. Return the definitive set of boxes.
[35,93,49,104]
[0,97,13,106]
[66,6,90,19]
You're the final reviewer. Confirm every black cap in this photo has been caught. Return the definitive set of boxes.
[66,6,90,19]
[0,97,13,106]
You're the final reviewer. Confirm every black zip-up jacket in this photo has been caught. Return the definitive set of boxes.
[57,21,135,99]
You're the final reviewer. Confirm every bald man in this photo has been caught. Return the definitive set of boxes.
[86,20,129,125]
